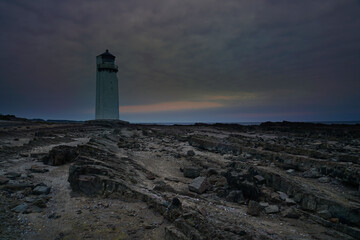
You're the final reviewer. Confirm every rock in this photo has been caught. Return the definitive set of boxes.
[302,168,321,178]
[48,212,61,219]
[188,177,210,194]
[12,203,28,213]
[226,169,250,188]
[265,205,279,214]
[281,208,299,219]
[187,150,195,156]
[183,167,201,179]
[259,202,269,209]
[286,169,295,175]
[277,191,288,201]
[206,168,218,176]
[301,195,317,211]
[43,145,78,166]
[210,175,227,187]
[28,205,43,213]
[240,181,261,200]
[285,198,296,205]
[0,176,9,185]
[226,190,244,204]
[253,175,265,184]
[165,226,188,240]
[270,192,282,203]
[318,176,331,183]
[2,181,33,191]
[32,185,51,195]
[32,197,48,208]
[170,197,182,209]
[153,181,175,192]
[247,200,261,216]
[29,165,49,173]
[4,172,21,180]
[318,210,332,220]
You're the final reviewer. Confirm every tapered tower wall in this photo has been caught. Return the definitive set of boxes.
[95,50,119,120]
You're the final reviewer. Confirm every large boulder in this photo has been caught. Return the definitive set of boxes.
[43,145,79,166]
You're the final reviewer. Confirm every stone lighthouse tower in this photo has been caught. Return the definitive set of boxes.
[95,50,119,120]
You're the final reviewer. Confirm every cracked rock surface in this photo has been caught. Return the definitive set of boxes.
[0,120,359,239]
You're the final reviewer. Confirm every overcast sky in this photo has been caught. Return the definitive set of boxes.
[0,0,359,122]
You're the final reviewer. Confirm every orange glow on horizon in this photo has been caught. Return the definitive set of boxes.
[119,101,222,113]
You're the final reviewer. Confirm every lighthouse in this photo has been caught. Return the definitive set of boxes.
[95,50,119,120]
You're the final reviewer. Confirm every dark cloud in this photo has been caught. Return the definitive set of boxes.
[0,0,359,121]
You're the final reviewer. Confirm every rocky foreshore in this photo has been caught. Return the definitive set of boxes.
[0,120,359,239]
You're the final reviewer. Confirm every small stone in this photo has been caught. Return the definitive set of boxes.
[318,176,331,183]
[247,200,261,216]
[29,165,49,173]
[318,210,332,220]
[270,192,281,203]
[259,202,269,209]
[302,168,321,178]
[4,172,21,180]
[3,181,33,191]
[145,173,156,180]
[168,197,182,209]
[48,212,61,219]
[188,177,210,194]
[254,175,265,184]
[12,203,28,213]
[226,190,244,204]
[187,150,195,156]
[183,167,201,179]
[265,205,279,214]
[277,191,288,201]
[286,169,295,175]
[0,176,9,185]
[281,208,299,219]
[206,168,218,176]
[285,198,296,205]
[32,197,48,208]
[32,185,51,195]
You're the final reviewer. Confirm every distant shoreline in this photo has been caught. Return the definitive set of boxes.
[1,114,359,126]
